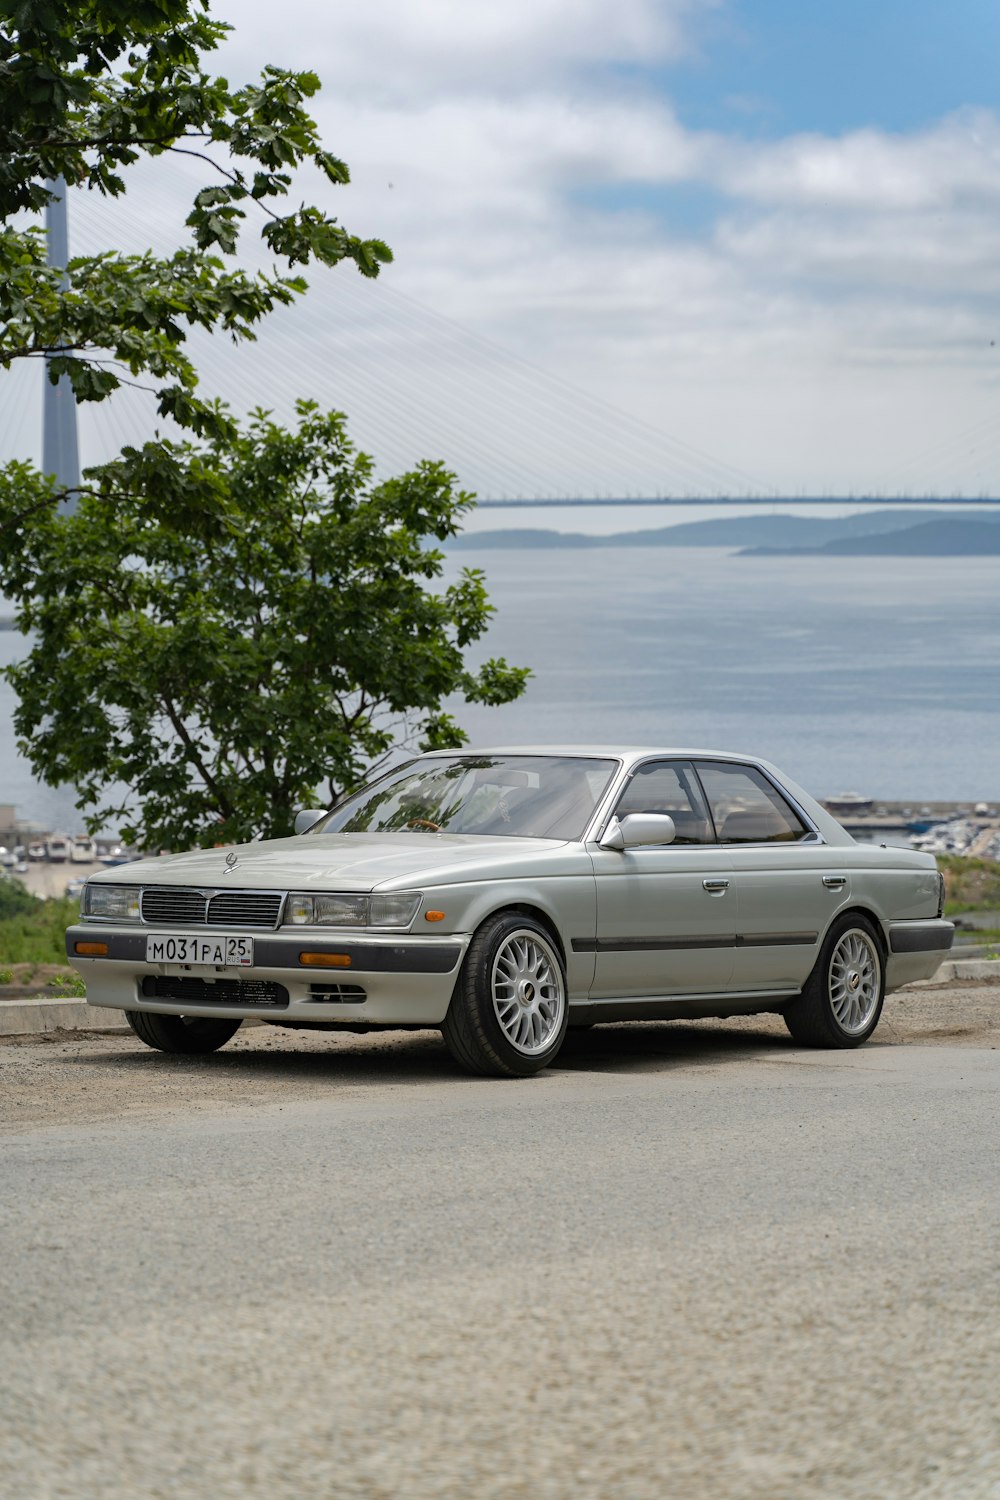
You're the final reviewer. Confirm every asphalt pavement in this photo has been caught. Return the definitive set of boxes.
[2,1016,998,1500]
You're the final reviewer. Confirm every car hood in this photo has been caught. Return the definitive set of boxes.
[92,832,572,893]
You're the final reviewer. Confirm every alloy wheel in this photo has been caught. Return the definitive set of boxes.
[828,928,881,1035]
[490,929,566,1055]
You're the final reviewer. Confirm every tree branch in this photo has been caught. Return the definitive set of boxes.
[158,696,232,817]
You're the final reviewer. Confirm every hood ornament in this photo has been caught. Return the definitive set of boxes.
[224,851,238,873]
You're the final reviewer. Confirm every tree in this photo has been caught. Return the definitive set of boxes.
[0,4,527,839]
[0,0,392,450]
[0,404,529,849]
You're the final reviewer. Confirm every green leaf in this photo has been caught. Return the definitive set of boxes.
[1,406,528,849]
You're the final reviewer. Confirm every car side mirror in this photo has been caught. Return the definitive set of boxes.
[598,813,676,851]
[294,809,326,835]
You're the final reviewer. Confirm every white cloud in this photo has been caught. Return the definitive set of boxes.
[38,1,1000,493]
[217,0,714,99]
[715,109,1000,211]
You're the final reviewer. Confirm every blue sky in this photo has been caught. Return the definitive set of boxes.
[662,0,1000,136]
[583,0,1000,234]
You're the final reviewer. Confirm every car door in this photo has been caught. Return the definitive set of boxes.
[693,759,839,993]
[586,760,735,999]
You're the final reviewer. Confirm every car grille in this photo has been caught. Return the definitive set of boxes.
[140,887,284,929]
[308,982,367,1003]
[141,975,289,1008]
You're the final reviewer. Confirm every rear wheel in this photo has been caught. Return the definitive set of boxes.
[124,1010,242,1054]
[442,913,568,1077]
[783,915,885,1048]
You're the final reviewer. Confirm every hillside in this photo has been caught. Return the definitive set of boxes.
[448,508,1000,553]
[744,519,1000,557]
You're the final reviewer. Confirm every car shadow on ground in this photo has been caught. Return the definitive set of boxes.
[554,1019,798,1072]
[81,1018,801,1090]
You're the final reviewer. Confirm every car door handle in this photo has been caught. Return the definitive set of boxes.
[823,875,847,889]
[703,878,730,892]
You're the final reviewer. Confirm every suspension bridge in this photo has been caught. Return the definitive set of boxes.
[7,163,1000,505]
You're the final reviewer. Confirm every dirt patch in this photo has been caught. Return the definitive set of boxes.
[0,980,996,1134]
[0,962,80,997]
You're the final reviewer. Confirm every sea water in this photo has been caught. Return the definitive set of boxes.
[439,543,1000,803]
[1,531,998,831]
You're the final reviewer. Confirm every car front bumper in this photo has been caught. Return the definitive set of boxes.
[66,926,469,1026]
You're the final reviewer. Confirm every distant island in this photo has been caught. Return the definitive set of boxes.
[742,519,1000,557]
[474,496,1000,507]
[447,508,1000,557]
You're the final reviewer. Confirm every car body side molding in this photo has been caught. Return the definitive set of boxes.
[572,931,817,954]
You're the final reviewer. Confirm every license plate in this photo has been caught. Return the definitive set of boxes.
[145,934,254,968]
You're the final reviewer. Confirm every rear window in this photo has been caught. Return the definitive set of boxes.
[695,762,810,844]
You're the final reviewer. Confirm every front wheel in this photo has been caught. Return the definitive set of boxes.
[124,1010,242,1054]
[442,913,568,1077]
[783,916,885,1048]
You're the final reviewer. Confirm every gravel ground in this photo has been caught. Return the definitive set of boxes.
[1,983,998,1500]
[1,980,996,1132]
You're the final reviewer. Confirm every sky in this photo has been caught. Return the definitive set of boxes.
[12,0,1000,497]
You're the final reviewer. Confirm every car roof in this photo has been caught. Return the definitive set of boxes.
[421,746,769,763]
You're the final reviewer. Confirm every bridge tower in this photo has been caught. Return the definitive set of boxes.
[43,176,80,513]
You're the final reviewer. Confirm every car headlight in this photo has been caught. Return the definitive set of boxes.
[82,884,141,920]
[285,892,422,929]
[286,893,368,927]
[369,893,423,928]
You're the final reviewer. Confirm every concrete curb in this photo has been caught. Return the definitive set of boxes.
[917,958,1000,985]
[1,957,996,1037]
[0,998,129,1036]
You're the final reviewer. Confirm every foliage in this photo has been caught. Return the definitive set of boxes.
[0,402,530,849]
[938,854,1000,914]
[0,875,38,919]
[0,0,392,455]
[0,896,77,965]
[48,969,86,996]
[0,5,525,845]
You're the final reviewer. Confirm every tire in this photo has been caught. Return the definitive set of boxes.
[442,913,569,1077]
[124,1010,242,1055]
[783,915,885,1048]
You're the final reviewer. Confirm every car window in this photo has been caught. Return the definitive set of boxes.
[313,756,619,840]
[613,760,714,844]
[694,761,810,843]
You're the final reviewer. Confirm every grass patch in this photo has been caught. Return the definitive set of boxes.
[0,896,79,966]
[48,970,87,997]
[939,854,1000,913]
[0,877,40,921]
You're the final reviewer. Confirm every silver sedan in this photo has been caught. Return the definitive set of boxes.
[67,747,953,1076]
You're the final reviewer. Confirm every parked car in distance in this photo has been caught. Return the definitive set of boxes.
[67,747,953,1077]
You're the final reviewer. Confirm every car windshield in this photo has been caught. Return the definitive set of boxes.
[312,755,619,841]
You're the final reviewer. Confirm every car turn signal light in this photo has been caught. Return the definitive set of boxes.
[425,911,445,922]
[298,952,352,968]
[74,941,109,956]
